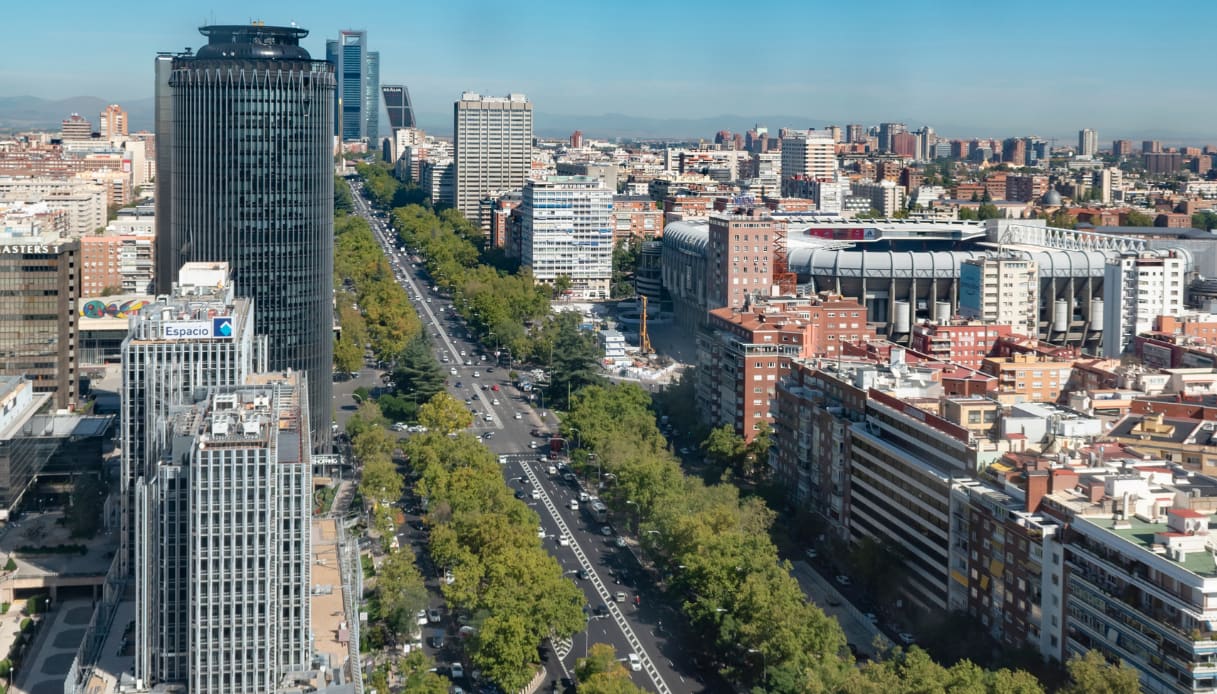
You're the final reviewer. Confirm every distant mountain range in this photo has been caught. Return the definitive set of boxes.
[0,96,155,133]
[2,95,1211,144]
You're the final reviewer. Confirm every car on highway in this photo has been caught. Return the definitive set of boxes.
[558,535,571,547]
[537,526,546,539]
[627,653,642,672]
[472,371,480,378]
[491,398,500,405]
[593,603,609,617]
[835,575,852,586]
[483,414,493,422]
[576,568,589,580]
[615,536,627,548]
[547,465,557,475]
[491,384,500,391]
[529,441,538,449]
[898,633,916,646]
[449,367,458,375]
[600,526,612,536]
[513,412,522,419]
[568,500,579,511]
[531,488,541,500]
[450,662,464,679]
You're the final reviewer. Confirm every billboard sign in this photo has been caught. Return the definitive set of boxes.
[161,317,235,340]
[958,263,982,318]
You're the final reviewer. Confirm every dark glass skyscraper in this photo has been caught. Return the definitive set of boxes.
[154,24,334,448]
[326,30,379,140]
[382,84,416,130]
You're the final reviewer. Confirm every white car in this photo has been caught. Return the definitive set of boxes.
[529,441,538,449]
[627,653,642,672]
[558,535,571,547]
[537,526,546,539]
[568,500,579,511]
[450,662,464,679]
[472,371,480,378]
[416,609,428,626]
[531,488,541,500]
[513,412,522,420]
[491,399,500,406]
[484,414,493,422]
[449,368,458,375]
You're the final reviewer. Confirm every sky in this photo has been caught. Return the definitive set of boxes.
[3,0,1217,140]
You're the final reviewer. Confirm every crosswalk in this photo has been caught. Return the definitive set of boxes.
[552,633,574,660]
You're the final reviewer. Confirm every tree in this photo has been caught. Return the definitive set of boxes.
[334,176,354,214]
[702,424,746,475]
[976,202,1001,220]
[65,473,107,538]
[546,312,605,409]
[353,425,397,463]
[360,457,404,509]
[417,392,473,435]
[552,274,573,298]
[958,207,979,221]
[398,650,450,694]
[1046,209,1078,229]
[1123,209,1155,227]
[1192,211,1217,231]
[742,422,773,482]
[333,333,363,374]
[391,336,446,407]
[377,548,430,637]
[1060,650,1141,694]
[576,643,647,693]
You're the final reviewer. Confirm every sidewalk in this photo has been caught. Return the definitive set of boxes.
[14,598,94,694]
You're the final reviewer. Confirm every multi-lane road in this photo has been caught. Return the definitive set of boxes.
[347,183,710,693]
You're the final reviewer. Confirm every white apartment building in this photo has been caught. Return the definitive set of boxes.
[1078,128,1098,158]
[454,92,533,220]
[0,177,107,235]
[780,130,837,194]
[521,176,614,299]
[1102,250,1188,357]
[849,180,906,217]
[958,255,1040,336]
[420,157,455,207]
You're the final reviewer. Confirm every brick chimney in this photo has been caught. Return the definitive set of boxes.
[1026,470,1049,513]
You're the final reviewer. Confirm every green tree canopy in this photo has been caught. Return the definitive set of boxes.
[376,548,430,637]
[1123,209,1155,227]
[417,392,474,435]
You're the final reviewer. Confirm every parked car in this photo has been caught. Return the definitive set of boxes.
[835,575,852,586]
[451,662,464,679]
[428,608,442,624]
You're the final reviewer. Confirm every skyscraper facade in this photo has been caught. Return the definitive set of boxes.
[99,104,128,139]
[135,371,312,693]
[454,92,533,221]
[326,30,379,140]
[154,24,334,448]
[120,262,265,578]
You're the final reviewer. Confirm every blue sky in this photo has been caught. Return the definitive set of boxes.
[3,0,1216,139]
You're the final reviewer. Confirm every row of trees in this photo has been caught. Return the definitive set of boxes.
[333,182,424,371]
[562,382,1140,693]
[396,397,586,691]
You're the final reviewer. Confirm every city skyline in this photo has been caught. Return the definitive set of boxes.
[2,0,1217,140]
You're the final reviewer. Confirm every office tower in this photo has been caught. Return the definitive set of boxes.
[60,113,92,140]
[154,24,334,448]
[845,124,865,144]
[121,262,265,578]
[99,104,128,139]
[135,370,311,693]
[521,176,614,299]
[454,92,533,220]
[891,132,917,159]
[326,30,378,140]
[779,130,836,195]
[0,230,79,407]
[1112,139,1133,157]
[1142,139,1162,154]
[382,84,416,130]
[1078,128,1098,157]
[1102,250,1187,358]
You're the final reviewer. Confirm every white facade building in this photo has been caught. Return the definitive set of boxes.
[522,176,614,299]
[1078,128,1098,158]
[420,157,455,207]
[780,131,837,194]
[454,92,533,220]
[958,255,1040,336]
[1102,250,1188,357]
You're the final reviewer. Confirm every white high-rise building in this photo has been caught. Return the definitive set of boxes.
[136,371,312,693]
[522,175,614,299]
[779,130,837,194]
[454,92,533,221]
[1102,250,1188,357]
[122,262,266,625]
[1078,128,1098,158]
[958,255,1040,336]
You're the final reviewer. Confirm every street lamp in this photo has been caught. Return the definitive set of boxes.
[747,648,768,683]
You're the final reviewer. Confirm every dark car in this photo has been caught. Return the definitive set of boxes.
[593,603,609,617]
[514,488,526,499]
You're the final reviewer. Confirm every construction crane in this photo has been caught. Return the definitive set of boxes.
[639,295,653,356]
